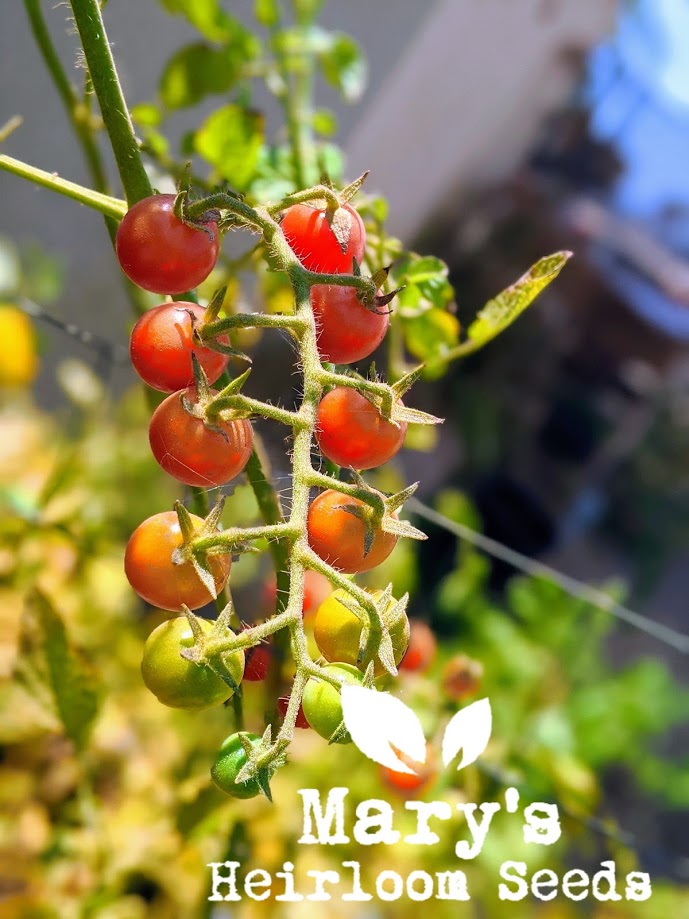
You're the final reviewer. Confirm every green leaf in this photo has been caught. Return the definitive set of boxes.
[255,0,280,27]
[319,33,367,102]
[159,0,259,46]
[403,307,460,364]
[194,105,265,189]
[159,43,245,109]
[19,593,100,750]
[294,0,325,25]
[392,252,455,318]
[467,251,572,348]
[131,102,162,127]
[311,108,338,137]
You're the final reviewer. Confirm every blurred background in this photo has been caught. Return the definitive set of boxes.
[2,0,689,917]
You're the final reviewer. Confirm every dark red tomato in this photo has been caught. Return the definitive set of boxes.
[316,387,407,470]
[116,194,219,294]
[124,510,231,610]
[399,620,437,674]
[277,695,310,729]
[148,387,253,488]
[243,638,272,681]
[129,302,228,393]
[307,489,397,574]
[311,285,389,364]
[281,202,365,274]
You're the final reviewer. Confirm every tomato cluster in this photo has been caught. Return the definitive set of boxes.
[118,192,419,799]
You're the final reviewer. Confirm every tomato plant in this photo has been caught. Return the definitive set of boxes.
[281,202,366,274]
[302,663,364,742]
[311,284,389,363]
[307,489,398,572]
[129,302,229,393]
[115,194,219,294]
[316,387,407,469]
[141,616,243,710]
[148,387,253,487]
[124,510,231,610]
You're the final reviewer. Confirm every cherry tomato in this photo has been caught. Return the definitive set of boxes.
[302,663,364,743]
[124,511,231,610]
[211,732,264,799]
[281,202,365,274]
[0,305,39,387]
[307,490,397,573]
[314,588,409,675]
[277,694,310,729]
[311,285,389,364]
[129,302,228,393]
[242,638,272,682]
[116,194,219,294]
[141,616,243,710]
[149,388,253,488]
[442,655,484,701]
[399,620,437,674]
[316,388,406,470]
[380,746,438,797]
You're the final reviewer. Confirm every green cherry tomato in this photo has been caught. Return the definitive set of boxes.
[211,732,264,799]
[314,589,410,676]
[141,616,244,710]
[302,662,364,743]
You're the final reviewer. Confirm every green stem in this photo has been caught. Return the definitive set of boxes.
[0,154,125,218]
[69,0,152,205]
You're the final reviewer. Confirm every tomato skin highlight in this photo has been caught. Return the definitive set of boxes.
[311,284,389,364]
[316,387,406,470]
[129,302,228,393]
[116,194,219,294]
[124,511,231,610]
[307,490,397,573]
[281,202,365,274]
[211,733,264,799]
[141,616,243,710]
[302,662,364,742]
[148,388,253,488]
[314,588,409,676]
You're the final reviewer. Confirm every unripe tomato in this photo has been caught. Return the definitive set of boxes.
[124,511,231,610]
[281,202,365,274]
[129,302,228,393]
[442,655,484,701]
[311,285,389,364]
[314,589,409,676]
[302,663,364,743]
[149,388,253,488]
[141,616,243,710]
[307,490,397,573]
[399,620,437,673]
[0,305,39,387]
[116,194,219,294]
[211,732,264,799]
[316,387,406,470]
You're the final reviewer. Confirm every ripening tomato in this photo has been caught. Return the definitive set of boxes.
[129,302,228,393]
[311,285,389,364]
[380,746,438,796]
[148,387,253,487]
[0,305,39,387]
[442,655,483,701]
[277,694,310,729]
[399,620,437,673]
[307,490,397,573]
[141,616,243,710]
[316,387,407,470]
[211,732,265,799]
[302,663,364,743]
[116,194,219,294]
[124,511,231,610]
[281,202,365,274]
[314,588,409,675]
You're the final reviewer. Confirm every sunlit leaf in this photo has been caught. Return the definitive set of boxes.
[318,33,367,102]
[159,0,259,47]
[194,105,264,189]
[159,44,244,109]
[255,0,280,27]
[403,308,460,363]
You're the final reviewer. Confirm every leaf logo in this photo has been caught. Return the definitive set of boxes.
[341,686,492,776]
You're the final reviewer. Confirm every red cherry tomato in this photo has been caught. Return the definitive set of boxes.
[399,620,437,673]
[380,746,438,796]
[311,285,389,364]
[124,511,231,610]
[149,388,253,488]
[281,202,365,274]
[116,194,219,294]
[307,489,397,573]
[243,639,272,681]
[316,387,407,470]
[129,302,228,393]
[277,695,310,729]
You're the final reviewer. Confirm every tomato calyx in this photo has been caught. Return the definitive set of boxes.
[170,498,239,598]
[233,725,287,800]
[331,585,411,677]
[192,286,253,364]
[173,183,223,243]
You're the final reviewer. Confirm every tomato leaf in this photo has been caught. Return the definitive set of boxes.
[318,33,367,103]
[159,44,246,109]
[255,0,280,28]
[159,0,259,47]
[194,105,265,189]
[403,308,461,364]
[467,251,572,348]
